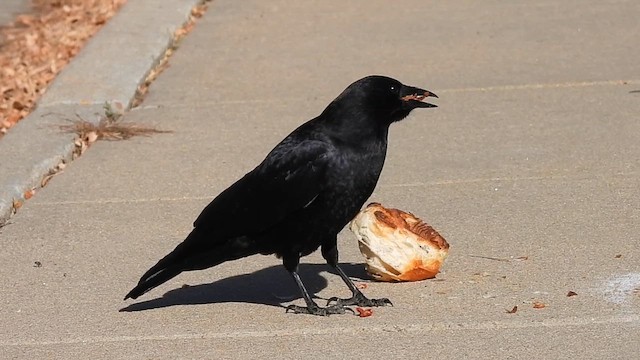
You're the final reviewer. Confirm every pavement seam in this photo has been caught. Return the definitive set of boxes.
[25,172,638,206]
[438,79,640,93]
[1,314,638,347]
[124,79,640,107]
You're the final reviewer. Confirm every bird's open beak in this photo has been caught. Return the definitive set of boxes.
[400,86,438,108]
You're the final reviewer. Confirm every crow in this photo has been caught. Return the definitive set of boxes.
[124,75,438,316]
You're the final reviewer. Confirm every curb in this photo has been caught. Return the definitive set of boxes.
[0,0,205,226]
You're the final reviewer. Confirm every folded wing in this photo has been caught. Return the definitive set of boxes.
[193,139,333,240]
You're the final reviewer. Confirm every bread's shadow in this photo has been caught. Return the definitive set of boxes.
[119,262,369,312]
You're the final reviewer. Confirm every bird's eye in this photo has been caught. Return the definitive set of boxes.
[390,85,396,92]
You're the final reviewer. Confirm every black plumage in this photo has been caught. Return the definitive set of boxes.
[124,75,438,315]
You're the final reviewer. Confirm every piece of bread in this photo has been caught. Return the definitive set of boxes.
[350,202,449,282]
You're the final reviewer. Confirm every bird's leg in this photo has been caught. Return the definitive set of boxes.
[328,264,393,307]
[322,244,393,307]
[283,255,353,316]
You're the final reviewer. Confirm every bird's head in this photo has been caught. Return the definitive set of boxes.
[332,75,438,125]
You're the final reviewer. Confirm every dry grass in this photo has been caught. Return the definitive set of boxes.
[58,102,171,142]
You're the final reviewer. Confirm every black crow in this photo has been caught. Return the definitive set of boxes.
[124,75,438,316]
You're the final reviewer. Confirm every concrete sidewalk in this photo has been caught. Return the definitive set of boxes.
[1,0,639,359]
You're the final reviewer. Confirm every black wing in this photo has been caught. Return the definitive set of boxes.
[193,138,333,239]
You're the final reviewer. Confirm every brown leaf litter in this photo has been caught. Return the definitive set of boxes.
[0,0,128,137]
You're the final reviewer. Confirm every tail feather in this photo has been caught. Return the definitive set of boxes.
[124,232,260,300]
[124,240,187,300]
[124,266,181,300]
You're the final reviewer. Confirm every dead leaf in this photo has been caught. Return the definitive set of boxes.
[191,4,208,18]
[41,173,56,187]
[356,283,368,290]
[12,199,23,211]
[355,307,373,318]
[85,131,98,144]
[24,189,35,199]
[567,291,578,297]
[12,101,25,110]
[532,301,546,309]
[614,254,622,258]
[506,306,518,314]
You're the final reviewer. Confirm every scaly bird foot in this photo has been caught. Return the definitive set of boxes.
[285,304,355,316]
[326,293,393,307]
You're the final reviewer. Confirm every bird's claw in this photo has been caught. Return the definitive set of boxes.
[285,304,354,316]
[326,294,393,307]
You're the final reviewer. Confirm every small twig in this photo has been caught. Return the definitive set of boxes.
[467,255,512,262]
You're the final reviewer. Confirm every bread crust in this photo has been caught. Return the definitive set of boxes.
[350,203,449,282]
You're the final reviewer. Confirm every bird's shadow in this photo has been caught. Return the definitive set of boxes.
[119,262,370,312]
